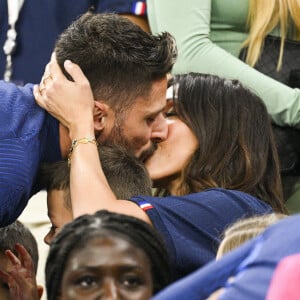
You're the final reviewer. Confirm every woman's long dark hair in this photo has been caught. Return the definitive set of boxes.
[170,73,286,213]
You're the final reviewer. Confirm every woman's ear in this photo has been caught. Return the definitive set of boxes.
[93,101,108,131]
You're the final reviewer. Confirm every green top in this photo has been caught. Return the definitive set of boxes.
[147,0,300,128]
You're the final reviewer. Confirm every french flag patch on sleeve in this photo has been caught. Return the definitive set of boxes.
[132,1,146,15]
[139,201,154,211]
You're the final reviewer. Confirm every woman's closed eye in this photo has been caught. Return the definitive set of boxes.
[164,111,177,118]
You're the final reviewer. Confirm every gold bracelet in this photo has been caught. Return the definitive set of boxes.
[68,136,98,167]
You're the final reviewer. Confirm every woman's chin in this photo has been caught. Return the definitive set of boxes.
[147,169,162,181]
[146,166,165,182]
[145,159,162,178]
[144,156,156,172]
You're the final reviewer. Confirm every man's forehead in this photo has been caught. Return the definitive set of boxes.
[132,94,166,112]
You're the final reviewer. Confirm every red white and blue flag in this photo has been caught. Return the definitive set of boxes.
[138,201,153,211]
[132,1,146,15]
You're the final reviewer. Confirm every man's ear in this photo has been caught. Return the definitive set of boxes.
[93,101,108,131]
[37,285,44,299]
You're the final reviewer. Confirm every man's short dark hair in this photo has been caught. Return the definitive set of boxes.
[55,12,177,109]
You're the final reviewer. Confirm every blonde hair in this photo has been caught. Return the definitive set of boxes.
[216,213,287,259]
[243,0,300,70]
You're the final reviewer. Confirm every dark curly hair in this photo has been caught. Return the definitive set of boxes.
[55,12,177,109]
[45,210,170,300]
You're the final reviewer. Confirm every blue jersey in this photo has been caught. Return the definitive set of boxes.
[0,81,61,226]
[130,188,272,281]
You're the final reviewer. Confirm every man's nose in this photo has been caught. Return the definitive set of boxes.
[151,113,168,142]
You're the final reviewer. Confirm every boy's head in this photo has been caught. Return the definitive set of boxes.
[0,221,42,299]
[39,145,152,244]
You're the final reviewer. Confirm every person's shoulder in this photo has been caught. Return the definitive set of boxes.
[181,188,259,202]
[0,81,52,141]
[204,188,265,202]
[0,81,35,108]
[188,188,273,214]
[130,188,261,204]
[264,213,300,237]
[129,188,271,213]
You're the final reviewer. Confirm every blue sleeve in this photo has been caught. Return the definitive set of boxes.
[152,239,256,300]
[0,82,36,138]
[0,81,60,226]
[152,211,300,300]
[218,216,300,300]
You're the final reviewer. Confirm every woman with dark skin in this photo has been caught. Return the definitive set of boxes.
[45,210,170,300]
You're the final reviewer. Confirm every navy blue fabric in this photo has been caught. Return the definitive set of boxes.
[0,81,61,226]
[152,214,300,300]
[99,0,147,15]
[130,188,272,281]
[0,0,146,84]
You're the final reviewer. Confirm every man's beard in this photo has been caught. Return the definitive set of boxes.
[104,122,157,162]
[139,143,157,163]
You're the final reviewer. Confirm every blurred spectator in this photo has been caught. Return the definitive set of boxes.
[0,0,148,84]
